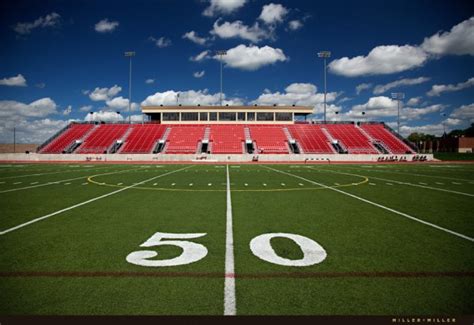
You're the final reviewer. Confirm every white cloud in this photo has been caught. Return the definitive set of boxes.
[193,71,205,78]
[407,97,422,106]
[13,12,61,35]
[149,36,171,48]
[0,118,69,144]
[259,3,288,25]
[373,77,430,95]
[94,19,119,33]
[216,44,288,71]
[345,96,443,121]
[355,83,372,95]
[422,17,474,56]
[182,31,210,45]
[0,98,58,119]
[84,111,124,122]
[88,85,122,101]
[0,98,63,143]
[62,105,72,116]
[450,103,474,122]
[105,96,139,111]
[35,82,46,89]
[190,50,211,62]
[251,82,338,108]
[79,105,93,112]
[145,79,155,84]
[0,74,27,87]
[427,77,474,96]
[203,0,247,17]
[141,89,243,106]
[211,19,267,43]
[288,20,302,31]
[329,45,428,77]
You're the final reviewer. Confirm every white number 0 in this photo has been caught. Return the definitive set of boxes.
[126,232,208,267]
[250,233,327,267]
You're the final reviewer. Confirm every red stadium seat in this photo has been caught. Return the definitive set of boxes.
[76,124,130,154]
[165,125,206,154]
[120,124,167,153]
[40,124,94,153]
[361,124,414,154]
[210,125,244,154]
[248,125,289,154]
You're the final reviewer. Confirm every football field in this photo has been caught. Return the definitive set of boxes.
[0,162,473,315]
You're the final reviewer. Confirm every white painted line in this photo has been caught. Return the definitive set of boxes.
[263,183,267,186]
[0,167,108,180]
[366,175,473,198]
[265,166,474,243]
[244,183,248,187]
[334,182,340,186]
[13,182,22,185]
[369,183,376,186]
[0,166,192,236]
[452,182,462,185]
[189,183,193,186]
[64,183,71,185]
[171,183,176,186]
[419,182,428,185]
[281,183,286,186]
[153,183,158,186]
[117,183,123,186]
[386,183,393,186]
[224,165,236,316]
[82,183,88,185]
[436,182,444,185]
[299,183,304,186]
[208,183,212,186]
[0,181,5,184]
[30,182,39,185]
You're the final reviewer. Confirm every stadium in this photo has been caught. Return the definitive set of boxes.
[1,0,473,321]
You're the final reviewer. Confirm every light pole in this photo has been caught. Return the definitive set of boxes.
[125,51,135,123]
[317,51,331,123]
[216,50,227,106]
[441,113,447,135]
[391,92,405,135]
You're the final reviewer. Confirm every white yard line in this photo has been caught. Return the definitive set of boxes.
[0,166,192,236]
[224,164,236,316]
[360,174,472,198]
[265,166,474,243]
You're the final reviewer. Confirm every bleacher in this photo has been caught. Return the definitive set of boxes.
[210,125,244,154]
[324,124,379,154]
[40,124,94,153]
[38,122,415,156]
[248,125,289,154]
[120,124,167,154]
[76,124,130,154]
[165,125,206,154]
[361,124,414,154]
[287,124,334,154]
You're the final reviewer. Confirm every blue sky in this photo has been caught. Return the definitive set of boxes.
[0,0,473,143]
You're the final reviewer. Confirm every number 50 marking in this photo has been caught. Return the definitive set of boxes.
[126,231,327,267]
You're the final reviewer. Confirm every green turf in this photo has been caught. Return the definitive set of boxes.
[0,162,473,315]
[434,152,474,161]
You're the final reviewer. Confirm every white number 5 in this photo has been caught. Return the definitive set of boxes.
[126,232,208,267]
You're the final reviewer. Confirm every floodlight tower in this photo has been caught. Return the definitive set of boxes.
[391,92,405,134]
[125,51,136,123]
[317,51,331,123]
[216,50,227,106]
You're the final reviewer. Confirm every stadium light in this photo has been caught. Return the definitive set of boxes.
[317,51,331,123]
[216,50,227,106]
[391,92,405,135]
[125,51,136,124]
